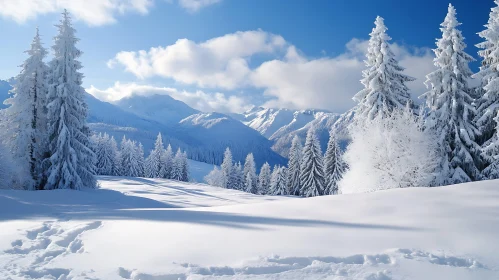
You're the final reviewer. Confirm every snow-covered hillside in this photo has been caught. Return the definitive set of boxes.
[0,178,498,279]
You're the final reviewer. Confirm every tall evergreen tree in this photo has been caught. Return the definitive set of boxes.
[300,128,325,197]
[109,136,120,176]
[145,133,165,178]
[474,0,499,177]
[92,133,117,176]
[243,153,258,194]
[221,147,234,188]
[258,162,272,195]
[233,161,244,190]
[421,4,480,184]
[161,144,173,179]
[45,10,96,189]
[270,165,288,195]
[353,16,415,122]
[181,151,189,182]
[171,148,184,181]
[481,111,499,179]
[3,28,49,189]
[136,142,145,177]
[323,132,346,195]
[287,135,302,196]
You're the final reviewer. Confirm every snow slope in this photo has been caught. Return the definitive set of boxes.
[113,94,199,125]
[0,178,498,279]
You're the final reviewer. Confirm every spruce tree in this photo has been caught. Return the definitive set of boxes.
[475,0,499,177]
[161,144,173,179]
[270,166,288,196]
[45,10,96,189]
[136,142,145,177]
[287,135,302,196]
[258,162,271,195]
[482,111,499,179]
[171,148,184,181]
[243,153,258,194]
[181,151,189,182]
[109,136,120,176]
[145,133,165,178]
[3,28,49,189]
[421,4,481,184]
[323,131,346,195]
[221,147,234,188]
[300,128,325,197]
[232,161,244,190]
[353,16,414,122]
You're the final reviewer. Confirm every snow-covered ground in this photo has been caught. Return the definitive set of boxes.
[0,178,498,279]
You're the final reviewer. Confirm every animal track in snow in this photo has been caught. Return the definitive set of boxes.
[117,249,487,280]
[1,220,103,279]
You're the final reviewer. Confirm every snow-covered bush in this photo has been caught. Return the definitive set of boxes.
[340,108,439,194]
[204,166,223,187]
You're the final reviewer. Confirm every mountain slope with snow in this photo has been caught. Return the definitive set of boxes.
[113,94,199,125]
[0,178,498,279]
[0,81,286,167]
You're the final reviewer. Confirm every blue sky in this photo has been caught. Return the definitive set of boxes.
[0,0,494,113]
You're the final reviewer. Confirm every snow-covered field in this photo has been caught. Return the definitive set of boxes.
[0,178,498,279]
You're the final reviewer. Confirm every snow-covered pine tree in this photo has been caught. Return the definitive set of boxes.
[145,133,165,178]
[243,153,258,194]
[45,10,96,189]
[233,161,244,190]
[2,28,49,189]
[205,166,223,187]
[270,165,288,195]
[170,148,184,181]
[474,0,499,177]
[136,142,145,177]
[353,16,415,122]
[323,131,346,195]
[420,4,481,184]
[287,135,302,196]
[93,133,115,175]
[482,111,499,179]
[258,162,271,195]
[180,151,189,182]
[109,136,120,176]
[118,136,132,176]
[221,147,234,188]
[161,144,173,179]
[300,128,325,197]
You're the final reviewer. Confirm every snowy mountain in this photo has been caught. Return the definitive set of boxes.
[113,94,199,125]
[178,112,287,167]
[0,81,286,168]
[234,106,352,157]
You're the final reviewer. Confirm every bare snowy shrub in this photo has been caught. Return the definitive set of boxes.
[340,108,439,194]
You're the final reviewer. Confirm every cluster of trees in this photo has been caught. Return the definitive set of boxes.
[0,11,96,190]
[92,133,189,182]
[205,130,346,197]
[341,3,499,193]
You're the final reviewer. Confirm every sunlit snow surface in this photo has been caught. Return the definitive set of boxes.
[0,178,498,279]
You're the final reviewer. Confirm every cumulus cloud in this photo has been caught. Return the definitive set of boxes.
[108,30,435,112]
[253,39,435,112]
[0,0,153,26]
[107,30,287,89]
[86,82,252,113]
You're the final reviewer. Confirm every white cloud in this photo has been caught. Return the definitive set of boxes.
[108,30,435,112]
[86,82,252,113]
[0,0,153,26]
[253,39,435,112]
[0,0,219,26]
[107,30,287,89]
[178,0,221,12]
